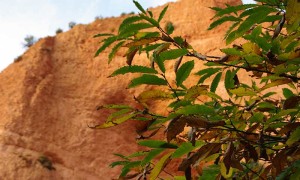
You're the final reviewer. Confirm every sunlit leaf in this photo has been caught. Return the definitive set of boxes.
[184,85,209,101]
[176,105,215,115]
[137,90,173,103]
[286,0,300,33]
[123,37,161,47]
[229,87,256,96]
[149,152,173,180]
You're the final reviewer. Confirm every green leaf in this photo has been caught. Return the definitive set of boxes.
[108,41,125,63]
[210,72,222,93]
[200,164,220,180]
[195,68,221,76]
[172,141,204,158]
[165,21,175,35]
[184,85,209,101]
[133,0,147,14]
[249,112,264,123]
[119,23,153,36]
[208,16,241,30]
[268,109,298,123]
[286,0,300,33]
[138,140,178,149]
[212,4,257,18]
[229,87,256,96]
[221,48,243,56]
[93,33,114,38]
[124,37,161,48]
[120,161,141,177]
[159,49,189,61]
[95,36,117,57]
[107,109,132,122]
[153,53,166,73]
[127,151,149,158]
[139,14,159,27]
[158,5,168,23]
[176,60,194,86]
[99,104,133,110]
[224,70,235,95]
[226,6,275,44]
[128,74,167,88]
[283,88,294,99]
[93,113,136,129]
[119,16,143,32]
[110,161,128,168]
[149,152,173,180]
[287,126,300,146]
[109,65,158,77]
[141,148,165,166]
[176,105,215,115]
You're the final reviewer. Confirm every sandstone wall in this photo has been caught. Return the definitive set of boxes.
[0,0,242,179]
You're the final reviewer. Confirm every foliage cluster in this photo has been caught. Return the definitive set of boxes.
[23,35,37,48]
[93,0,300,179]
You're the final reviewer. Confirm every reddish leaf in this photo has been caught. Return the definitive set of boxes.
[185,116,225,129]
[246,123,260,133]
[283,96,300,109]
[223,142,234,174]
[123,37,161,47]
[126,48,138,65]
[241,141,258,162]
[279,122,300,135]
[260,79,292,91]
[166,116,186,142]
[271,151,287,176]
[178,143,221,171]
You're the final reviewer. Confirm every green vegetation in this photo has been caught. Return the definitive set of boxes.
[68,21,76,29]
[93,0,300,179]
[56,28,63,34]
[23,35,37,48]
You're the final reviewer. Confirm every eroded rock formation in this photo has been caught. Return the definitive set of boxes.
[0,0,242,179]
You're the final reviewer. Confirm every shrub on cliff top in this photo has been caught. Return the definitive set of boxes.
[23,35,37,48]
[92,0,300,179]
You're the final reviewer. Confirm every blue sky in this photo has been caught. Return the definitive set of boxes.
[0,0,255,71]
